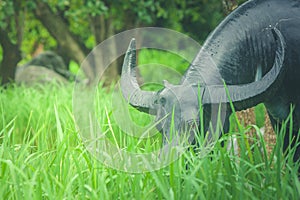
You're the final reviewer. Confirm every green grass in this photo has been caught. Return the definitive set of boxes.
[138,49,189,86]
[0,83,299,200]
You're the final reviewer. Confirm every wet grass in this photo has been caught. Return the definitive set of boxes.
[0,83,299,199]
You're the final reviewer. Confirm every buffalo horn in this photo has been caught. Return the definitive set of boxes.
[120,38,157,113]
[203,27,286,110]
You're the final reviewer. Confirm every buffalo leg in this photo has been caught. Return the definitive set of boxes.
[267,110,300,173]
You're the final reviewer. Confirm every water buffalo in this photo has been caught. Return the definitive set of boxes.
[120,0,300,164]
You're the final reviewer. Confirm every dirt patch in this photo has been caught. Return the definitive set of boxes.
[236,107,277,157]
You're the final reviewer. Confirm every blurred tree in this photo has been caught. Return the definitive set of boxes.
[0,0,247,86]
[31,0,163,84]
[33,1,92,80]
[0,0,23,85]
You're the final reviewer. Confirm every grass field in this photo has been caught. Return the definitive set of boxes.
[0,82,299,200]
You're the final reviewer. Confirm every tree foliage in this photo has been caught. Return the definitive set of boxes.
[0,0,247,85]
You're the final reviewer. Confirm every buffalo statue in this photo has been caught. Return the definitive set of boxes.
[15,51,76,85]
[120,0,300,165]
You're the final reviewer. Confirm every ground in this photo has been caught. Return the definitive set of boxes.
[236,107,277,157]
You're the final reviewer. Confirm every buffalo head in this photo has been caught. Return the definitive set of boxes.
[120,28,286,147]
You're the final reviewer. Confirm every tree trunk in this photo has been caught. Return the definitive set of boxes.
[33,1,95,82]
[0,29,21,85]
[222,0,238,14]
[89,14,119,85]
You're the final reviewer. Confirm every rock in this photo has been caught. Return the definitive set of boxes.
[14,51,80,85]
[15,51,78,85]
[15,65,68,85]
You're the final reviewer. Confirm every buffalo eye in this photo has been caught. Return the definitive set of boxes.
[159,97,166,105]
